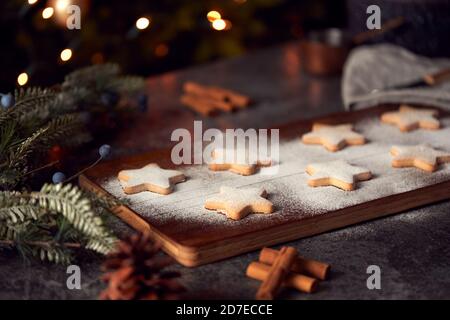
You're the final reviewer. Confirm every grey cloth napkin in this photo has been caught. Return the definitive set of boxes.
[342,44,450,111]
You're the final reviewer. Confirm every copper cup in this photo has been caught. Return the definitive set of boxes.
[300,28,350,76]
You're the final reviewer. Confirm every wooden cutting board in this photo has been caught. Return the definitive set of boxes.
[79,105,450,267]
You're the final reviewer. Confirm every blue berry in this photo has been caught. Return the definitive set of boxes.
[52,172,66,184]
[1,93,14,108]
[137,94,148,112]
[99,144,111,158]
[101,91,119,107]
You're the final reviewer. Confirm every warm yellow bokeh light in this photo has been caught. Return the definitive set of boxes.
[17,73,29,86]
[212,19,226,31]
[42,7,54,19]
[207,11,221,22]
[136,17,150,30]
[55,0,70,11]
[28,0,38,4]
[60,48,73,62]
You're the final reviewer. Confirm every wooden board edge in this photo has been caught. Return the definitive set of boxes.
[79,174,450,267]
[78,174,201,265]
[176,179,450,266]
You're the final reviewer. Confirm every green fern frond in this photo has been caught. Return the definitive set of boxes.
[34,245,72,264]
[0,191,43,224]
[37,183,117,244]
[0,224,17,240]
[37,184,97,236]
[86,188,123,210]
[85,237,116,255]
[0,184,118,262]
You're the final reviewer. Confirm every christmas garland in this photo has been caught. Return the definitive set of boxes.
[0,63,146,264]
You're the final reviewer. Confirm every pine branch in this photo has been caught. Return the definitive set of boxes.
[1,221,71,264]
[9,127,49,172]
[63,63,121,89]
[38,114,90,148]
[0,121,17,156]
[1,113,90,189]
[51,88,89,114]
[106,76,146,93]
[14,87,55,109]
[0,88,57,125]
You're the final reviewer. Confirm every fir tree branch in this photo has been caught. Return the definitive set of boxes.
[63,63,121,88]
[0,184,118,263]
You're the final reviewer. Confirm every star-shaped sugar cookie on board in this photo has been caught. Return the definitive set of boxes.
[204,186,274,220]
[381,105,440,132]
[208,148,272,175]
[390,145,450,172]
[301,123,366,152]
[118,163,186,195]
[306,160,372,191]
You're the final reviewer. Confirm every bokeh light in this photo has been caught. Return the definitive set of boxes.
[136,17,150,30]
[17,72,29,86]
[60,48,73,62]
[207,11,221,22]
[212,19,226,31]
[55,0,70,11]
[42,7,54,19]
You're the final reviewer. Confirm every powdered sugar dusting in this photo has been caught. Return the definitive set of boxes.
[99,116,450,234]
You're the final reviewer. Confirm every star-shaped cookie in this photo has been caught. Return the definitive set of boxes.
[301,123,366,152]
[381,105,440,132]
[390,145,450,172]
[118,163,186,195]
[306,160,372,191]
[204,186,274,220]
[208,148,272,175]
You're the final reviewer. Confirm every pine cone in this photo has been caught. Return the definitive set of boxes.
[99,232,184,300]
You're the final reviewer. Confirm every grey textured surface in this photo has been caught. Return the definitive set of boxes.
[343,44,450,111]
[1,42,449,300]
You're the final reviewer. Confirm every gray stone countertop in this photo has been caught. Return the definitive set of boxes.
[1,42,449,300]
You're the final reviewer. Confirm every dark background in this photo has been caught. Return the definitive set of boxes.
[1,0,347,90]
[2,0,450,92]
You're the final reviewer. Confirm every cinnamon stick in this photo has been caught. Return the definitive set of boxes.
[192,93,235,112]
[184,82,250,108]
[255,246,298,300]
[180,94,218,116]
[210,86,250,108]
[260,247,330,280]
[246,261,318,293]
